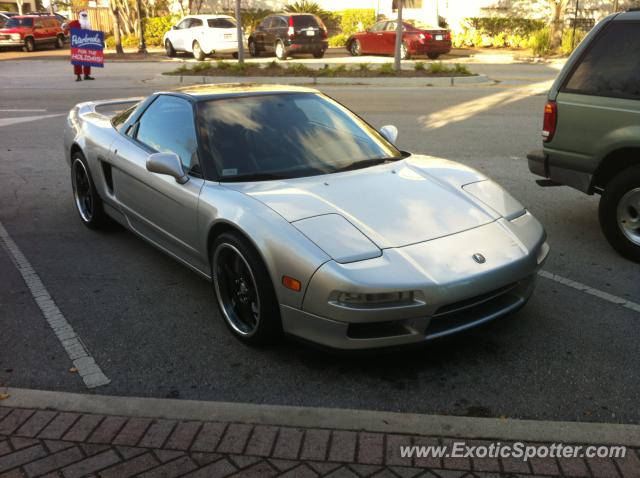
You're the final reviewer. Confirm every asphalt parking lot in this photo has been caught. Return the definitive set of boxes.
[0,59,638,426]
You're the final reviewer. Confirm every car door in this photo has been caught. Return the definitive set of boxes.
[171,18,191,50]
[109,95,205,269]
[187,17,203,52]
[381,21,400,55]
[32,18,46,45]
[253,17,270,50]
[360,21,386,54]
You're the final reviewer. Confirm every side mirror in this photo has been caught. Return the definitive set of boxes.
[171,25,177,30]
[146,152,189,184]
[379,125,398,144]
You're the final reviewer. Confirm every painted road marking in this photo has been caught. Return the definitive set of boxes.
[0,109,48,112]
[0,114,64,128]
[539,270,640,314]
[0,221,110,389]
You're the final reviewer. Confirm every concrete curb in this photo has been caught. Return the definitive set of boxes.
[145,73,491,87]
[4,388,640,446]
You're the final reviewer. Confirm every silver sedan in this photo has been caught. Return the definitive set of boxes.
[63,84,549,349]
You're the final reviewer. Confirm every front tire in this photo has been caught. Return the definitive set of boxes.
[211,232,282,345]
[24,37,35,52]
[165,39,176,57]
[192,40,205,61]
[599,166,640,262]
[71,152,108,230]
[349,39,361,56]
[275,40,287,60]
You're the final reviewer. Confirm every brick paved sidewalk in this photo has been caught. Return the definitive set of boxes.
[1,406,638,478]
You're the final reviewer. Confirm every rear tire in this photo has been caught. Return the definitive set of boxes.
[211,232,282,345]
[599,165,640,262]
[24,37,35,52]
[313,49,325,58]
[165,39,176,57]
[400,41,410,60]
[55,34,64,49]
[192,40,205,61]
[71,152,108,230]
[275,40,287,60]
[427,52,440,60]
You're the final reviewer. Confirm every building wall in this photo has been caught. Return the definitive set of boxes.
[0,0,37,13]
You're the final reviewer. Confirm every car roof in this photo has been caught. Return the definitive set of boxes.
[166,83,320,101]
[613,9,640,20]
[185,14,234,19]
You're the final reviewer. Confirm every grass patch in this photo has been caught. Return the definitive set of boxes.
[378,63,396,75]
[414,61,425,71]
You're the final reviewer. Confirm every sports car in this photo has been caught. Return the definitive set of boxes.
[63,84,549,350]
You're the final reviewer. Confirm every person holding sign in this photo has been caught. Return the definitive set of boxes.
[69,10,104,81]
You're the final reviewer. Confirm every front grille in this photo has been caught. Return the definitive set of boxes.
[425,282,525,339]
[347,320,412,339]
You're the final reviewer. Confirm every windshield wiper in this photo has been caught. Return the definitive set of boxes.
[219,172,291,182]
[334,157,397,173]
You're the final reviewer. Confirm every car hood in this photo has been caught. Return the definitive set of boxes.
[224,155,510,250]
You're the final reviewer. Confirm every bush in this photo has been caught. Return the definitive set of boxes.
[378,63,396,75]
[465,17,545,36]
[414,61,425,71]
[144,15,177,47]
[453,17,546,49]
[328,33,347,47]
[340,8,375,36]
[104,33,138,49]
[286,63,311,75]
[529,27,552,56]
[285,0,340,34]
[561,28,587,55]
[235,8,273,33]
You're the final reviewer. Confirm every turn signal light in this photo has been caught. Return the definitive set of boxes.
[542,101,557,143]
[282,275,302,291]
[288,16,295,37]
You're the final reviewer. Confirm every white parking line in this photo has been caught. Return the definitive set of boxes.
[0,220,110,389]
[0,114,64,128]
[0,109,48,112]
[539,270,640,314]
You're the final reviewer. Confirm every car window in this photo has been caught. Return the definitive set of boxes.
[136,96,199,172]
[34,20,43,28]
[176,18,191,29]
[564,22,640,100]
[208,18,236,28]
[369,22,386,32]
[190,18,202,27]
[112,104,138,131]
[201,93,400,180]
[292,15,318,28]
[6,18,33,27]
[273,17,287,28]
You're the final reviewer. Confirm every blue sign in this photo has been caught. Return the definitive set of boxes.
[70,28,104,68]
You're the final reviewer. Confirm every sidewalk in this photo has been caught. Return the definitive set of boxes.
[1,389,639,477]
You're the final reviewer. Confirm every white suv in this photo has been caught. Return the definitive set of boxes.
[163,15,240,60]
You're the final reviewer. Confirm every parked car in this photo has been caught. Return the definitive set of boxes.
[528,9,640,262]
[0,15,66,51]
[248,13,328,60]
[163,14,240,60]
[63,84,548,349]
[0,11,18,27]
[346,20,451,60]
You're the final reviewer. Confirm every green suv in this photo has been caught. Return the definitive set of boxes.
[528,9,640,262]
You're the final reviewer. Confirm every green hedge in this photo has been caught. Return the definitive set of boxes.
[453,17,546,49]
[465,17,545,36]
[144,15,178,47]
[340,8,375,36]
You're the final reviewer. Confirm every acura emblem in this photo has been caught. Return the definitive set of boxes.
[472,253,486,264]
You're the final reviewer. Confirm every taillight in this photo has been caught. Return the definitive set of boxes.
[423,32,432,40]
[542,101,557,143]
[445,30,451,40]
[287,16,294,37]
[321,28,327,39]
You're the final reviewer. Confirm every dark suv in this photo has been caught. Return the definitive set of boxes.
[528,9,640,262]
[248,13,328,60]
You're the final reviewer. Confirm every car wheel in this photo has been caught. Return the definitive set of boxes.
[165,39,176,57]
[599,165,640,262]
[275,40,287,60]
[401,41,410,60]
[427,52,440,60]
[349,39,361,56]
[55,34,64,49]
[24,37,35,52]
[232,52,239,59]
[248,40,260,57]
[71,152,108,230]
[192,40,205,61]
[211,232,282,345]
[313,49,325,58]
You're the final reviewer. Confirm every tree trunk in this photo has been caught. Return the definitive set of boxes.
[110,0,124,54]
[549,0,567,49]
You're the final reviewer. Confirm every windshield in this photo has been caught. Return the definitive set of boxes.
[200,93,401,181]
[6,18,33,27]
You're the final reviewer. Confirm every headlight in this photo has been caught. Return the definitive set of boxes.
[337,291,415,306]
[11,34,21,40]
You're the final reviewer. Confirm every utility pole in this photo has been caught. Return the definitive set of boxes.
[235,0,244,63]
[393,0,403,72]
[136,0,147,54]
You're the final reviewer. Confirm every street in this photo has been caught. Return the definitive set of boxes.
[1,58,639,428]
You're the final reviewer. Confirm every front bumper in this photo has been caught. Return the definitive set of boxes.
[0,38,23,46]
[282,213,548,350]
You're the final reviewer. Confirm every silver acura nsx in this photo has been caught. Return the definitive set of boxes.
[64,84,549,349]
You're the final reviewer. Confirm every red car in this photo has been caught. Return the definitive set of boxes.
[0,15,66,52]
[346,20,451,60]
